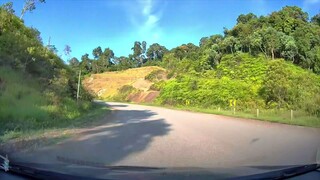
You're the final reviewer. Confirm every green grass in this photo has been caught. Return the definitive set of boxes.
[173,106,320,128]
[133,102,320,128]
[0,103,109,154]
[0,104,109,143]
[0,67,110,145]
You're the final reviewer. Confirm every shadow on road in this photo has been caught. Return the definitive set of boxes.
[15,107,172,166]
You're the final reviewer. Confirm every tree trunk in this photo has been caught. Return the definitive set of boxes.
[20,8,27,20]
[292,56,295,64]
[271,48,275,60]
[259,46,268,59]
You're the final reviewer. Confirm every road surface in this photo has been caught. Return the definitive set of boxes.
[11,102,320,168]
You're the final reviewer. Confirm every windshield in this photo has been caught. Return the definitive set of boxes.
[0,0,320,179]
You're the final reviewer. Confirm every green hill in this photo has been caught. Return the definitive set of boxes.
[0,5,103,144]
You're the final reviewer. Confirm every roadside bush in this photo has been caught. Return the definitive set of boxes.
[149,80,166,91]
[145,69,166,82]
[166,71,175,79]
[260,59,320,110]
[303,95,320,116]
[112,85,139,102]
[157,54,320,114]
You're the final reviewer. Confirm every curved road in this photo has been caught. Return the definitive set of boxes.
[13,102,320,168]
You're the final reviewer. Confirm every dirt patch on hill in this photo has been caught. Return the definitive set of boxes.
[131,78,152,92]
[128,91,160,103]
[83,66,165,98]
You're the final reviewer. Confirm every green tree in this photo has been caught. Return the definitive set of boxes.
[236,13,257,24]
[311,13,320,26]
[1,2,14,14]
[92,46,102,60]
[221,36,237,54]
[260,60,290,108]
[131,41,147,65]
[171,43,199,61]
[64,44,72,60]
[252,27,283,60]
[80,53,91,74]
[20,0,46,20]
[147,43,168,60]
[280,34,298,63]
[69,57,79,68]
[99,47,114,71]
[268,6,308,35]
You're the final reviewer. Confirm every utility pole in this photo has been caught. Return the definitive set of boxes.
[77,69,81,102]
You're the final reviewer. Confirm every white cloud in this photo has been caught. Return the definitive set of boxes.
[145,15,159,29]
[124,0,165,43]
[141,0,153,15]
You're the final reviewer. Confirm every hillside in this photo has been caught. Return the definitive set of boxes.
[83,66,166,102]
[0,5,104,143]
[83,52,320,127]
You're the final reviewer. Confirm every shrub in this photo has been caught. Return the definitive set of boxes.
[112,85,139,102]
[145,69,166,82]
[149,80,166,91]
[166,71,175,79]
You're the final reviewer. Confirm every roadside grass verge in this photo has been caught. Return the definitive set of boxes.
[122,101,320,128]
[0,67,111,145]
[173,106,320,128]
[0,103,110,144]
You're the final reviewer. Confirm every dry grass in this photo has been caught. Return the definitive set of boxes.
[83,66,165,98]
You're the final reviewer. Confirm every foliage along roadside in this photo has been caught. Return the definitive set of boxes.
[157,53,320,115]
[75,5,320,126]
[0,4,103,141]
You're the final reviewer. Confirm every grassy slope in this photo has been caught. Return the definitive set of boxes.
[83,66,165,98]
[0,68,109,144]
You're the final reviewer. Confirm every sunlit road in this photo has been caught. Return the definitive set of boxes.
[12,102,320,168]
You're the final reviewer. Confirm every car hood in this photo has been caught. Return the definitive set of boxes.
[4,161,320,180]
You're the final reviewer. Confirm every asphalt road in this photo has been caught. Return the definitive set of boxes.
[12,102,320,168]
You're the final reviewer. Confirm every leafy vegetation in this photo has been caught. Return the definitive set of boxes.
[78,6,320,126]
[0,2,105,142]
[157,53,320,111]
[145,69,166,82]
[1,0,319,129]
[111,85,140,102]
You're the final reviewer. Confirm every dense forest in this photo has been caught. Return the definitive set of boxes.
[73,6,320,116]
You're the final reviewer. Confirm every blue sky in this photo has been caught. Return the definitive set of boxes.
[1,0,320,61]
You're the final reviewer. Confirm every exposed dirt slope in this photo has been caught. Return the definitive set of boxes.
[83,66,166,102]
[127,91,160,103]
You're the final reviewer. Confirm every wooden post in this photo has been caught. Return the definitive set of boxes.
[291,110,293,120]
[76,69,81,102]
[257,109,259,117]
